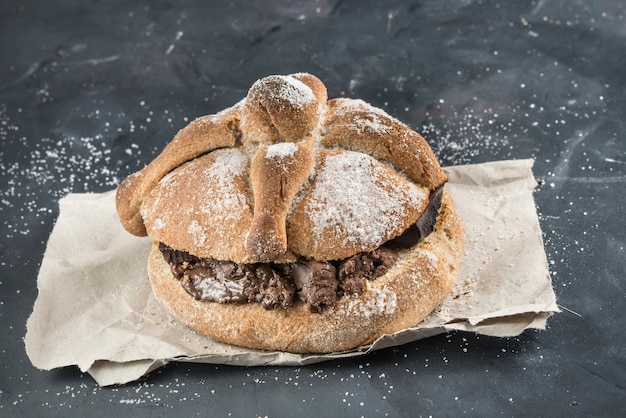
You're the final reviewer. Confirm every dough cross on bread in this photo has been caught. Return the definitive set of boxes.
[116,73,447,263]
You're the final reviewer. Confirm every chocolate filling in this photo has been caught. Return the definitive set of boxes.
[159,187,443,313]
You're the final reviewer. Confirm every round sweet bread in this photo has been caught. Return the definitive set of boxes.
[116,73,465,353]
[148,190,463,353]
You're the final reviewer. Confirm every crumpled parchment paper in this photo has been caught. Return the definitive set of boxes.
[25,159,558,386]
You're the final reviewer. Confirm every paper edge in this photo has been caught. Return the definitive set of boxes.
[86,359,168,387]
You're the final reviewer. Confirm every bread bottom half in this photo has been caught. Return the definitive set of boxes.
[147,190,465,353]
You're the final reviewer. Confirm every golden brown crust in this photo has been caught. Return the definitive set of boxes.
[147,191,465,353]
[140,148,255,261]
[322,98,447,191]
[119,73,467,353]
[116,106,241,236]
[117,74,452,263]
[287,149,430,260]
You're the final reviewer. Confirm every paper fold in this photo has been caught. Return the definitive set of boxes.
[25,159,558,386]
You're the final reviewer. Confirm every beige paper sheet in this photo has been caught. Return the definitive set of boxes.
[25,159,558,386]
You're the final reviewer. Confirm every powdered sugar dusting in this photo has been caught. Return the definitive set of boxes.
[305,151,426,250]
[140,148,250,237]
[418,249,439,268]
[334,99,393,134]
[152,218,166,230]
[204,148,248,179]
[252,75,316,109]
[336,287,397,319]
[187,220,207,247]
[353,115,390,134]
[279,76,317,109]
[335,99,392,120]
[198,149,249,219]
[265,142,298,159]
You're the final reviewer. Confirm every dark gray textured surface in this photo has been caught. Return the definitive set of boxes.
[1,0,624,416]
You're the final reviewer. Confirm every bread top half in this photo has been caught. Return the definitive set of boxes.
[116,73,448,263]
